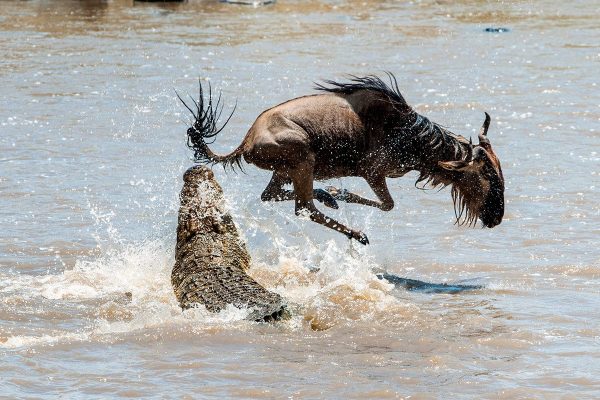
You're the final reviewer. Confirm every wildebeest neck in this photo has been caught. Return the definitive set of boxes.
[398,112,472,173]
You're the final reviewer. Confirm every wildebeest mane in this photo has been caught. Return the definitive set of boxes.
[315,73,469,160]
[315,72,409,108]
[317,73,476,226]
[410,114,471,169]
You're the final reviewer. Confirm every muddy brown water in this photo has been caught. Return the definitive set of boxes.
[1,0,599,398]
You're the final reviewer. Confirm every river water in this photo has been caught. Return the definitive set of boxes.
[1,0,599,398]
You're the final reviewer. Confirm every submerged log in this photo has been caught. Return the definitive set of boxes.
[171,165,287,322]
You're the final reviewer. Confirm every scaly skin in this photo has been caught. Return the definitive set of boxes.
[171,165,287,322]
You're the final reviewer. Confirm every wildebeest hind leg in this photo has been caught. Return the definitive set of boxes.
[260,172,295,202]
[291,163,369,245]
[261,172,339,209]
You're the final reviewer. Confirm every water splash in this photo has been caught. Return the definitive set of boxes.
[0,232,417,348]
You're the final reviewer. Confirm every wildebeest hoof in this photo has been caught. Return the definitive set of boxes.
[350,230,369,245]
[314,188,339,209]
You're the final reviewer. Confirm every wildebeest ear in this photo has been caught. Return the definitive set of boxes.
[438,160,473,171]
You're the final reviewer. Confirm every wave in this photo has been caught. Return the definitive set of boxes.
[0,232,417,348]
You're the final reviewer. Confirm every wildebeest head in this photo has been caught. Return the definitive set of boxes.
[438,113,505,228]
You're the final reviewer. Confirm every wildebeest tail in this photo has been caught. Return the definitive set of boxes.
[177,80,244,171]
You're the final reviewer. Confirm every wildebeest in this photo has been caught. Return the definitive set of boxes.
[178,74,504,245]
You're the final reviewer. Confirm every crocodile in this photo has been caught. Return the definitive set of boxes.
[171,165,287,322]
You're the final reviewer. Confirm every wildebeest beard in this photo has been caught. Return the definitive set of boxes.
[416,169,484,227]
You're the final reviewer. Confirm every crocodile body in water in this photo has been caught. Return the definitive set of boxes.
[171,165,287,321]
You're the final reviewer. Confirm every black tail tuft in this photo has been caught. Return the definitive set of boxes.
[177,80,240,169]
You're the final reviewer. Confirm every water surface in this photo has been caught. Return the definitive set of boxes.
[1,0,599,398]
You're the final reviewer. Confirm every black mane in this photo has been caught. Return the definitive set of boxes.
[317,73,473,219]
[315,72,409,107]
[411,114,470,158]
[316,73,470,161]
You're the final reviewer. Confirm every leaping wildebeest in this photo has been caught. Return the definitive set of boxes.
[178,74,505,245]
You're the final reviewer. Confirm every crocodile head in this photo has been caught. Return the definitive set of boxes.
[176,165,235,242]
[173,165,289,322]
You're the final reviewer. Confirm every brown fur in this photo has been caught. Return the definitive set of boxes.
[180,75,505,244]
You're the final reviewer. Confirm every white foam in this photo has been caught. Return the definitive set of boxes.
[1,332,89,349]
[1,239,173,302]
[1,228,405,349]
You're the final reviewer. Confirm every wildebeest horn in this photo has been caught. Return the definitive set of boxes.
[478,112,491,147]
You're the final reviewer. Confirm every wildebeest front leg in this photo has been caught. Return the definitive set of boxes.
[261,172,339,209]
[291,163,369,245]
[325,174,394,211]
